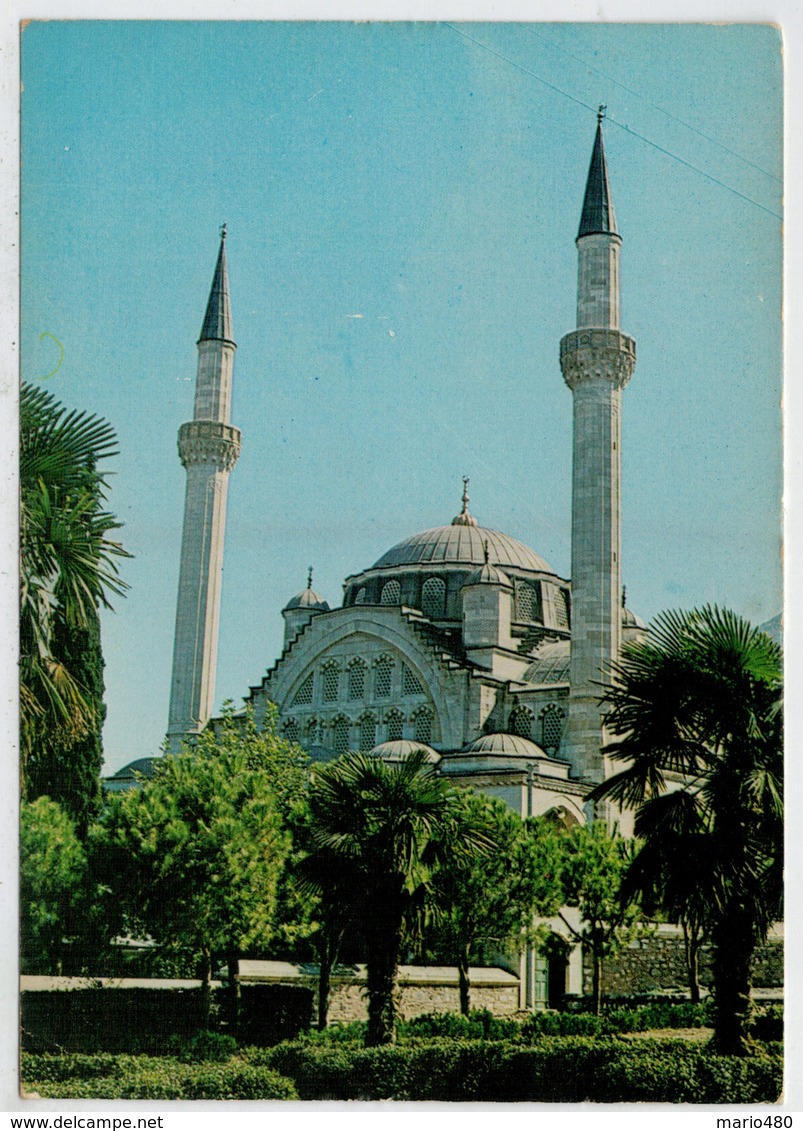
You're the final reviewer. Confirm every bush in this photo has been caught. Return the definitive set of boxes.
[262,1035,782,1102]
[165,1030,238,1062]
[23,1053,298,1100]
[751,1005,783,1043]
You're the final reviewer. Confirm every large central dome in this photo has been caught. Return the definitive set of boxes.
[372,524,554,575]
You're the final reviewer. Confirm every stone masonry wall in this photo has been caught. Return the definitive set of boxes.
[583,936,783,996]
[326,979,519,1023]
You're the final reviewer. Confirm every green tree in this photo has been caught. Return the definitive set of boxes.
[426,793,563,1014]
[302,750,489,1046]
[20,797,87,973]
[99,705,306,1026]
[20,382,129,818]
[593,606,782,1054]
[550,820,640,1014]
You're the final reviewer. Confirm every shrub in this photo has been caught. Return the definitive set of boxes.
[24,1054,298,1100]
[165,1030,237,1063]
[751,1005,783,1043]
[262,1035,782,1103]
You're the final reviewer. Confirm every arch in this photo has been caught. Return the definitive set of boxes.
[540,703,566,753]
[421,576,446,618]
[554,588,570,629]
[284,717,299,744]
[347,657,367,700]
[358,712,377,752]
[542,804,580,829]
[354,587,367,605]
[515,580,542,623]
[385,708,404,742]
[305,716,320,745]
[321,659,340,703]
[380,579,401,605]
[509,705,534,739]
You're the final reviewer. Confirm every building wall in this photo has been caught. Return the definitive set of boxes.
[325,978,521,1022]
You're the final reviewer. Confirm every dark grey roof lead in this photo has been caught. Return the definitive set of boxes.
[578,116,619,239]
[199,225,235,344]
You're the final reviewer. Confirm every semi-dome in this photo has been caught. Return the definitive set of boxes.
[372,525,553,575]
[370,740,441,763]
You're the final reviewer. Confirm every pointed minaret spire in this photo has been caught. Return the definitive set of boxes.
[167,231,242,752]
[578,108,618,239]
[199,223,234,345]
[307,565,314,591]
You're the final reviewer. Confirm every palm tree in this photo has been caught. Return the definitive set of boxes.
[20,382,129,782]
[302,749,489,1045]
[593,606,782,1054]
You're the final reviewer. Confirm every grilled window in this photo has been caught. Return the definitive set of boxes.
[386,710,404,741]
[413,707,433,744]
[322,663,340,703]
[402,665,423,697]
[381,580,401,605]
[292,673,314,706]
[421,577,446,618]
[348,660,366,700]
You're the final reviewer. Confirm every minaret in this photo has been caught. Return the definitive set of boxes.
[166,226,242,751]
[559,111,636,782]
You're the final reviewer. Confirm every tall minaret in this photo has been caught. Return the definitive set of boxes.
[559,111,636,783]
[166,226,242,752]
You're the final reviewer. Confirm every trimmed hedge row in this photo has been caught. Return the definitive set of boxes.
[22,1053,298,1101]
[259,1036,782,1103]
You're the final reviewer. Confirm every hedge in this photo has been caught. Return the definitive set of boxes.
[22,1053,298,1101]
[260,1036,782,1103]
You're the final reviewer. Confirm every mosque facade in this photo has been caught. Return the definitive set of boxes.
[145,114,649,1004]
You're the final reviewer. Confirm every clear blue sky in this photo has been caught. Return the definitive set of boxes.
[21,22,783,772]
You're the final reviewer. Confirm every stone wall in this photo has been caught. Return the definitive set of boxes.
[324,975,519,1023]
[583,932,784,996]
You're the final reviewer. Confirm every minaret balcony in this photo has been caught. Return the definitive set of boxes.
[178,419,242,470]
[559,329,636,391]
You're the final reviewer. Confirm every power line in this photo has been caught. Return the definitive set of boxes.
[444,23,782,223]
[523,24,781,186]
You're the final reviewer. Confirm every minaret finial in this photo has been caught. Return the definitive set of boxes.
[597,104,606,125]
[307,565,314,590]
[461,476,470,514]
[622,584,626,609]
[484,540,490,565]
[220,222,227,240]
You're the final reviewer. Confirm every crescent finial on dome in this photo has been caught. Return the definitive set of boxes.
[452,475,479,527]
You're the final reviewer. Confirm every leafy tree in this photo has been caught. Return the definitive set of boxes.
[98,705,306,1026]
[20,382,129,818]
[301,750,490,1046]
[593,606,782,1054]
[20,797,87,973]
[549,820,640,1014]
[426,793,563,1014]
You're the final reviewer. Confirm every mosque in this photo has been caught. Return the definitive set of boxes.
[108,114,649,1005]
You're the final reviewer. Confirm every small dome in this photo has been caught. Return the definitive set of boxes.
[283,567,330,614]
[622,606,645,629]
[109,756,158,779]
[283,588,330,613]
[370,740,441,763]
[463,733,549,759]
[464,560,513,589]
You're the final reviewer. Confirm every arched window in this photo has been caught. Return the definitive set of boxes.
[374,656,394,699]
[347,658,367,700]
[385,709,404,742]
[359,712,377,752]
[510,705,534,739]
[332,716,350,757]
[322,661,340,703]
[305,717,320,746]
[413,706,433,744]
[381,580,401,605]
[284,718,299,744]
[540,704,566,753]
[293,672,314,706]
[402,664,423,697]
[421,576,446,618]
[355,587,367,605]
